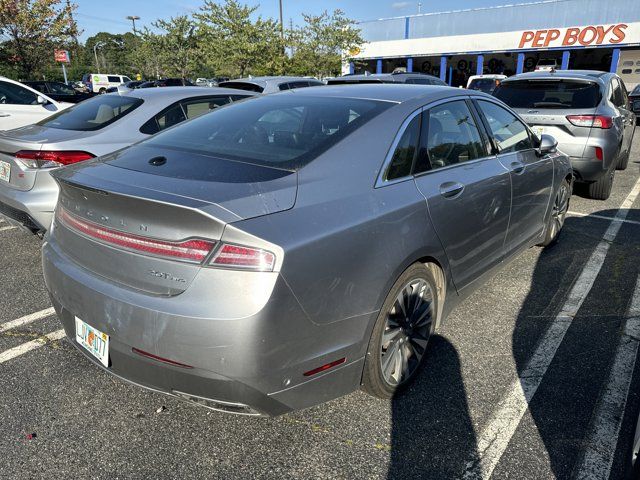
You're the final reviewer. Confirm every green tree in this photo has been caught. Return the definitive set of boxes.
[195,0,284,78]
[0,0,79,79]
[288,10,363,78]
[143,15,201,79]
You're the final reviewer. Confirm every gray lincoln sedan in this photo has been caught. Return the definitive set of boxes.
[43,85,572,416]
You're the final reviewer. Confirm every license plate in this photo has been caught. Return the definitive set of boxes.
[75,317,109,367]
[532,126,546,138]
[0,160,9,182]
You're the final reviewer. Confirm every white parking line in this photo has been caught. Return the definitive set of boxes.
[462,175,640,480]
[0,329,65,364]
[568,210,640,226]
[0,225,16,232]
[0,307,55,333]
[573,276,640,479]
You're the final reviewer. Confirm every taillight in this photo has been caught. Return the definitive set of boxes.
[566,115,613,129]
[595,146,604,161]
[15,150,94,168]
[210,244,275,272]
[57,207,215,263]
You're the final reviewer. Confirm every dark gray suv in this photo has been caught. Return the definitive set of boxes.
[494,70,635,200]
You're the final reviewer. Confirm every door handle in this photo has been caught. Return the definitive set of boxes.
[439,181,465,198]
[510,161,525,174]
[0,113,10,117]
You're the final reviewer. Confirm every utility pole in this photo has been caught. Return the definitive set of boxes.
[278,0,284,39]
[126,15,140,34]
[418,2,422,14]
[93,42,104,74]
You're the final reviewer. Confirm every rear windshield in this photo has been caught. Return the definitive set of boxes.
[468,78,500,92]
[142,94,391,170]
[37,95,143,131]
[494,80,602,109]
[218,81,264,93]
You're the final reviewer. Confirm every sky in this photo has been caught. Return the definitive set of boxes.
[74,0,546,40]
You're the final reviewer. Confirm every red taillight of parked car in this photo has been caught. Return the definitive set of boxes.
[15,150,95,168]
[210,244,276,272]
[57,206,215,263]
[566,115,613,129]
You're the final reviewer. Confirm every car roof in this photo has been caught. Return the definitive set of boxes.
[283,83,458,103]
[109,86,253,102]
[328,72,442,82]
[503,70,611,84]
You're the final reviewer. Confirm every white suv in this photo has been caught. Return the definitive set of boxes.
[0,77,71,131]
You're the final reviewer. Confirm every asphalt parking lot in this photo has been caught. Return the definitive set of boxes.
[1,131,639,480]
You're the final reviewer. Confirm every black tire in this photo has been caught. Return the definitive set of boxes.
[616,149,630,170]
[362,263,438,399]
[98,87,106,94]
[587,168,614,200]
[539,178,571,247]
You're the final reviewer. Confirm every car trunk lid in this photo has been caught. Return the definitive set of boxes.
[51,145,297,295]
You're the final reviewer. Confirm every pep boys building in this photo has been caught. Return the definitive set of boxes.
[346,0,640,88]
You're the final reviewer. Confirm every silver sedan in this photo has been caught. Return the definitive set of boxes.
[43,85,572,416]
[0,87,254,233]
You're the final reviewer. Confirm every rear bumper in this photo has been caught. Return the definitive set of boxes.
[570,156,608,183]
[0,171,58,232]
[42,233,370,416]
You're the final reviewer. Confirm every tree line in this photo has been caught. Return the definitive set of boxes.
[0,0,365,82]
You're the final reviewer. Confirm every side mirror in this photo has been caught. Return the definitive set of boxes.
[537,134,558,155]
[36,95,49,105]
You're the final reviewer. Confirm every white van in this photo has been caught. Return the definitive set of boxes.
[82,73,132,94]
[617,50,640,91]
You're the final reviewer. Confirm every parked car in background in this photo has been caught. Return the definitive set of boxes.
[42,85,570,416]
[82,73,132,94]
[219,76,324,93]
[0,87,253,234]
[327,72,446,86]
[139,78,195,88]
[535,59,559,71]
[208,77,230,87]
[24,81,94,104]
[0,76,71,131]
[104,80,146,93]
[195,78,209,87]
[494,70,635,200]
[466,74,507,93]
[629,84,640,118]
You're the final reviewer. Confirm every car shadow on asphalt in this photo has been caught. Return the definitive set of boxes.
[510,211,640,479]
[388,335,476,479]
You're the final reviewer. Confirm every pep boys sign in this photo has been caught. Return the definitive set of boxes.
[519,24,627,49]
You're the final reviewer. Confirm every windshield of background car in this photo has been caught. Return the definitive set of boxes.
[632,85,640,96]
[139,94,391,170]
[494,80,601,109]
[468,78,499,92]
[37,95,143,131]
[49,82,76,95]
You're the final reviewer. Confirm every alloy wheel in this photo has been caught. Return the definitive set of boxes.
[379,278,434,386]
[549,182,570,240]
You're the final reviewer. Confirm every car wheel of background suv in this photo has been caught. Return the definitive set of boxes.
[362,263,438,399]
[587,167,615,200]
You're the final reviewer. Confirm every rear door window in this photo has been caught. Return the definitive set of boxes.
[37,95,143,131]
[477,100,534,154]
[385,113,421,180]
[416,100,487,171]
[181,96,233,119]
[494,80,601,109]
